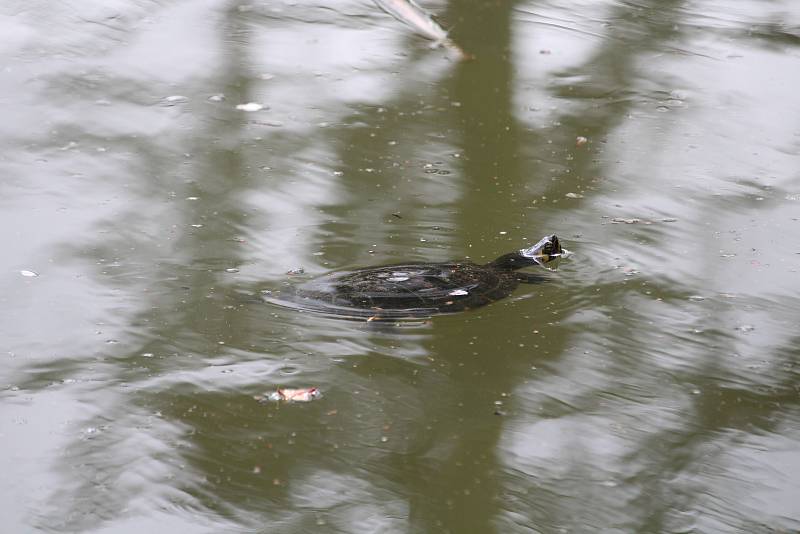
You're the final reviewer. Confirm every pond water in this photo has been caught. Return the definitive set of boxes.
[2,0,799,532]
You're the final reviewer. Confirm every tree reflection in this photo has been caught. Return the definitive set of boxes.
[12,0,800,532]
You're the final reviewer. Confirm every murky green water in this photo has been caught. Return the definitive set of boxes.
[2,0,799,532]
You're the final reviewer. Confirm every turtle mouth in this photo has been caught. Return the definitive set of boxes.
[520,234,564,264]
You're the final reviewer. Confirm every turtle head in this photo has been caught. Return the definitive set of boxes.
[489,234,563,270]
[519,234,562,266]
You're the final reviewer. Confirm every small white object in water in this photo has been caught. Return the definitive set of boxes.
[20,270,39,277]
[261,387,321,403]
[388,276,410,282]
[207,94,225,102]
[236,102,264,112]
[565,192,583,199]
[161,95,188,106]
[449,289,469,296]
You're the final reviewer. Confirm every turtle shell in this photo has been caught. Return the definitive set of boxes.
[266,261,523,319]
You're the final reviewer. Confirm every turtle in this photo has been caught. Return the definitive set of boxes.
[265,234,563,320]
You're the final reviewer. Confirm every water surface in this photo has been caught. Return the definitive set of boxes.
[2,0,799,532]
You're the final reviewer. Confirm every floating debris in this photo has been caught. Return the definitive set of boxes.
[207,94,225,102]
[256,387,321,403]
[287,267,305,275]
[448,289,469,296]
[225,268,240,273]
[20,270,39,277]
[576,136,588,146]
[161,95,188,106]
[735,324,755,333]
[236,102,265,112]
[565,192,583,199]
[611,218,641,224]
[688,295,705,302]
[374,0,468,59]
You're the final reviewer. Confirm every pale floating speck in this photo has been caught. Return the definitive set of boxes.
[236,102,264,112]
[565,192,583,199]
[161,95,188,106]
[207,94,225,102]
[259,387,321,403]
[190,224,203,228]
[449,289,469,296]
[186,196,199,200]
[499,231,507,235]
[287,267,305,275]
[225,268,240,273]
[576,136,588,146]
[388,276,410,282]
[611,217,641,224]
[661,217,678,222]
[688,295,705,302]
[20,270,39,277]
[735,324,755,333]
